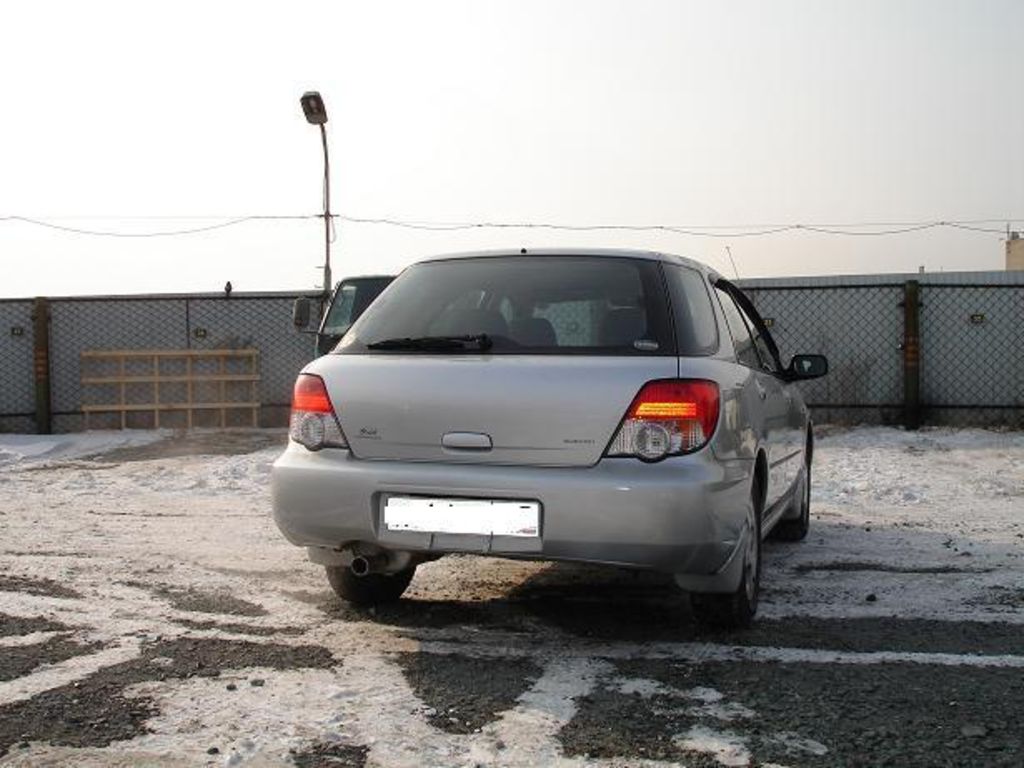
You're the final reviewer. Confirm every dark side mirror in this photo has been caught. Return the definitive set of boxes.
[292,298,312,329]
[787,354,828,380]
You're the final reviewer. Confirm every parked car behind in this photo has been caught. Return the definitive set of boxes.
[272,249,827,628]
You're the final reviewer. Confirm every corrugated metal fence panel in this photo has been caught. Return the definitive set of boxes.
[920,286,1024,407]
[0,301,36,432]
[744,286,904,407]
[187,297,315,406]
[49,299,186,426]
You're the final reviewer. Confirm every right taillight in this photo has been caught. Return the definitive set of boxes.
[289,374,348,451]
[605,379,720,461]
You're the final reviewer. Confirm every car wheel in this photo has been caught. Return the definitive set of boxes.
[691,481,762,630]
[325,565,416,606]
[770,461,810,542]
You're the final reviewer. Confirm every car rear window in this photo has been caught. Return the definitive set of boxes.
[337,256,676,355]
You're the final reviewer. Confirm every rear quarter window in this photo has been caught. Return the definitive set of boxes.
[664,264,719,356]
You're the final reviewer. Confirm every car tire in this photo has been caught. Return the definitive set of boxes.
[770,461,810,542]
[691,481,762,630]
[324,565,416,606]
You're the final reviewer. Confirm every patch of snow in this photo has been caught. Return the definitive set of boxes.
[421,639,1024,668]
[688,700,757,722]
[0,631,65,648]
[683,686,724,703]
[0,638,142,706]
[615,677,674,697]
[676,724,751,767]
[765,731,829,756]
[0,430,166,467]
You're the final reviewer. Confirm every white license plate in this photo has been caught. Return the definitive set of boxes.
[383,496,540,537]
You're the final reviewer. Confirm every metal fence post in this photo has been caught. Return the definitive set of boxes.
[902,280,921,430]
[32,297,52,434]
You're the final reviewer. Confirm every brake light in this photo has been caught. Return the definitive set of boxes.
[293,374,333,412]
[606,379,720,461]
[289,374,348,451]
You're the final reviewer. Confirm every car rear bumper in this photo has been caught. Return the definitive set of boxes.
[271,442,753,590]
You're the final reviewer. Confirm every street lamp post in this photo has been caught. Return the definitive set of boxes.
[300,91,332,295]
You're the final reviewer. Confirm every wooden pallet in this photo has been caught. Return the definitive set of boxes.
[80,349,260,429]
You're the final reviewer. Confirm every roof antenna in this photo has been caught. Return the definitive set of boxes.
[725,246,740,279]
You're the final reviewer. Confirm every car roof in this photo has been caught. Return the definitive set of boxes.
[414,248,715,276]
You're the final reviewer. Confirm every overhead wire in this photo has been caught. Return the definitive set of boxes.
[0,214,313,238]
[0,213,1018,239]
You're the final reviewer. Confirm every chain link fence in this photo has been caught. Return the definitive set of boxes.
[739,272,1024,427]
[741,284,905,424]
[0,300,36,433]
[50,298,186,432]
[2,292,320,433]
[1,273,1021,433]
[918,284,1023,425]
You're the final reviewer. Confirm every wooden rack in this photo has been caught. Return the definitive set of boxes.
[80,349,260,429]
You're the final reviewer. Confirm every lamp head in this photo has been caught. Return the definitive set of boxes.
[300,91,327,125]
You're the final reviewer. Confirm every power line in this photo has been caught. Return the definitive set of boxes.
[0,213,1019,239]
[328,216,1018,238]
[0,214,313,238]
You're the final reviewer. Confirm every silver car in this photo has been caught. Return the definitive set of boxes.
[272,249,827,628]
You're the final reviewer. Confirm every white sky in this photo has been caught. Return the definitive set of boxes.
[1,0,1022,297]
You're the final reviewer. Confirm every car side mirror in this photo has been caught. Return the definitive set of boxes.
[292,297,312,329]
[787,354,828,380]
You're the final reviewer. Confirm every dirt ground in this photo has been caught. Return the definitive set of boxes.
[0,427,1022,767]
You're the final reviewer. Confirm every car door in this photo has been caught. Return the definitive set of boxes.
[714,282,796,510]
[727,283,806,498]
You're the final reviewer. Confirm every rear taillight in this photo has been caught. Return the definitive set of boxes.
[605,379,720,461]
[289,374,348,451]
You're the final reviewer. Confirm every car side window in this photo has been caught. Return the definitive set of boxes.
[734,304,776,372]
[714,287,763,369]
[732,293,780,373]
[321,284,358,336]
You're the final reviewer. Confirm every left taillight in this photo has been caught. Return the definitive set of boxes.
[289,374,348,451]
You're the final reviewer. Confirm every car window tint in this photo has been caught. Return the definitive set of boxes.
[664,265,719,356]
[534,299,596,346]
[425,290,485,336]
[714,287,762,369]
[340,256,674,355]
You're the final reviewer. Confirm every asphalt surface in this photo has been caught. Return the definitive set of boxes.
[0,428,1022,767]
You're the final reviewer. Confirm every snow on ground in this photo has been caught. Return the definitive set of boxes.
[758,426,1024,622]
[0,425,1022,767]
[0,430,166,467]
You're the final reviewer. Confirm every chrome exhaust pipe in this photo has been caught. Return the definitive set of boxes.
[350,553,386,577]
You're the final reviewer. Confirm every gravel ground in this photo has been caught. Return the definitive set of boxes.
[0,426,1022,767]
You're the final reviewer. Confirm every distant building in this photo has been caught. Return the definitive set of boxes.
[1008,232,1024,270]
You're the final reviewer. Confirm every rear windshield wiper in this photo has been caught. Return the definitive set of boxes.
[366,334,493,351]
